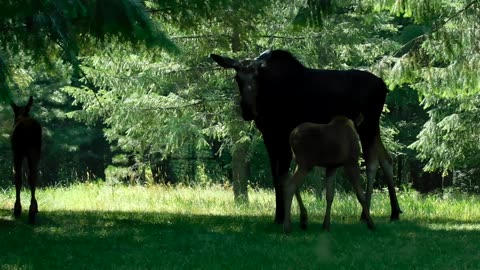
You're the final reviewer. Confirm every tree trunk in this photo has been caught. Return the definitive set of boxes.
[228,23,249,203]
[397,155,404,184]
[232,140,250,204]
[151,154,175,184]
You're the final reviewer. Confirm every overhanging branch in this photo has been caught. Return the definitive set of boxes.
[392,0,480,57]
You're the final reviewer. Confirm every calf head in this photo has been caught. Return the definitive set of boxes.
[210,50,272,121]
[11,96,34,124]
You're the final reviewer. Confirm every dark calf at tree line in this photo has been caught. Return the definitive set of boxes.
[10,96,42,224]
[210,49,402,223]
[284,115,374,233]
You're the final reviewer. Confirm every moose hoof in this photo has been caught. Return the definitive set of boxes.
[274,216,285,225]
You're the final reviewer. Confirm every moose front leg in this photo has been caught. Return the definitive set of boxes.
[271,155,292,224]
[265,138,292,224]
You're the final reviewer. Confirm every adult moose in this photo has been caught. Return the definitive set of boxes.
[11,96,42,224]
[210,49,402,224]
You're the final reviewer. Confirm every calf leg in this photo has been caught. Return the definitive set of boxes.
[27,153,40,224]
[322,167,336,231]
[283,166,308,233]
[346,164,375,230]
[295,190,308,230]
[13,155,23,217]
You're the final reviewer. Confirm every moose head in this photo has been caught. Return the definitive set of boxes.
[210,50,272,120]
[11,96,34,124]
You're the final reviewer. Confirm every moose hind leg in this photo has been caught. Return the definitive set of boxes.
[13,155,23,217]
[377,138,402,220]
[27,154,39,224]
[361,137,380,222]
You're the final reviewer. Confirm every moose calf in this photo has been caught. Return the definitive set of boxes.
[11,96,42,224]
[283,115,375,233]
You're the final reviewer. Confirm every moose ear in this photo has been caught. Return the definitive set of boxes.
[255,49,272,68]
[210,54,240,70]
[256,49,272,61]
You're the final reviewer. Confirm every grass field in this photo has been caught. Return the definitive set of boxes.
[1,183,480,270]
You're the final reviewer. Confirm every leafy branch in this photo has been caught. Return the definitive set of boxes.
[392,0,480,57]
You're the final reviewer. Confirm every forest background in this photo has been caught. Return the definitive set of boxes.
[1,0,479,199]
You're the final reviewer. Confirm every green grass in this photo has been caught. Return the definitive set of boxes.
[1,183,480,270]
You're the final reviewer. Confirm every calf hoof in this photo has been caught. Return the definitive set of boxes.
[367,221,376,230]
[390,209,402,221]
[28,203,38,225]
[300,215,308,231]
[28,212,36,225]
[13,202,22,217]
[300,221,308,231]
[359,211,369,223]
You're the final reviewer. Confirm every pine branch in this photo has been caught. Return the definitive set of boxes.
[257,35,312,40]
[392,0,480,57]
[171,34,230,40]
[137,98,228,111]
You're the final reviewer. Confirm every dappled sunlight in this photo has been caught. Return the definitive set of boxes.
[424,222,480,231]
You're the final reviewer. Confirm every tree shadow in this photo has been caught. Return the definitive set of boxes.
[1,209,480,269]
[0,208,15,228]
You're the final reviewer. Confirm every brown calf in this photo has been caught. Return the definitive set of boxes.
[283,116,374,233]
[11,96,42,224]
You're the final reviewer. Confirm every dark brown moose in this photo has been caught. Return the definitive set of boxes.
[10,96,42,224]
[211,49,401,224]
[283,116,374,233]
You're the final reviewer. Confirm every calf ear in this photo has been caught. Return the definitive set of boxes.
[26,96,33,109]
[210,54,240,70]
[10,102,18,112]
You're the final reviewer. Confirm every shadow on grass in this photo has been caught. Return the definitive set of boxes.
[1,208,480,269]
